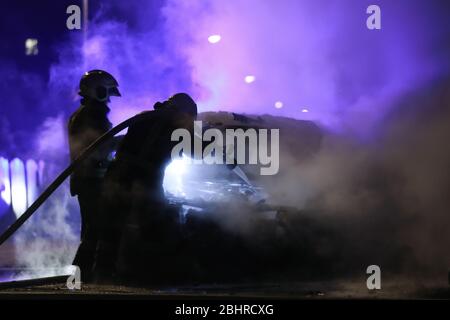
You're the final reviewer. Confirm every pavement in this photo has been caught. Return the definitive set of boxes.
[0,275,449,299]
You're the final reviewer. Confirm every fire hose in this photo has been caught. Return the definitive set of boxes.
[0,112,154,247]
[0,111,253,247]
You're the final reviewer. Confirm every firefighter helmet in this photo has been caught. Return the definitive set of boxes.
[78,70,121,102]
[154,93,197,116]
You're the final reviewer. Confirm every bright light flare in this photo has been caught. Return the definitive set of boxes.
[163,155,191,196]
[0,157,11,206]
[10,158,27,218]
[274,101,283,109]
[26,160,39,207]
[244,75,256,83]
[301,108,309,113]
[208,34,221,44]
[25,38,39,55]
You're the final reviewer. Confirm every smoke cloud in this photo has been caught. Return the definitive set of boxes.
[254,79,450,277]
[0,0,449,281]
[9,115,79,280]
[43,0,450,132]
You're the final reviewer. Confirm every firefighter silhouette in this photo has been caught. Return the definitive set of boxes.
[68,70,121,280]
[92,93,198,283]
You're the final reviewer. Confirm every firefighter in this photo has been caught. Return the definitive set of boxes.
[68,69,121,280]
[93,93,197,283]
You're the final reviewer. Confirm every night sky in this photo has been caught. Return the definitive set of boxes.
[0,0,81,156]
[0,0,449,156]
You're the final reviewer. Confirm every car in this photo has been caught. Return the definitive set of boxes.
[156,111,325,284]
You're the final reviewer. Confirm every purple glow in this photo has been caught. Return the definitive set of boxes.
[0,0,448,156]
[0,275,13,283]
[0,0,449,283]
[26,160,39,207]
[168,0,447,134]
[47,0,446,138]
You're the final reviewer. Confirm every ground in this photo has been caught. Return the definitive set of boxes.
[0,275,449,299]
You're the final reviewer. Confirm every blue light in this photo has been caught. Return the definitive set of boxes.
[10,158,27,218]
[26,160,39,207]
[0,157,11,206]
[163,155,190,197]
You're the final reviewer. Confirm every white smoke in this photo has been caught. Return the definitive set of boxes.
[10,115,79,280]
